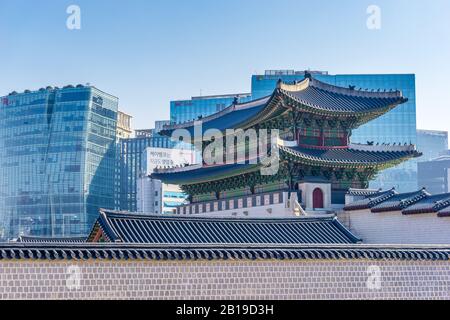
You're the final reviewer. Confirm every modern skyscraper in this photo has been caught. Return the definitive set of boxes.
[418,156,450,194]
[170,93,252,124]
[0,85,118,239]
[117,133,174,212]
[416,129,448,162]
[116,111,133,140]
[136,177,162,214]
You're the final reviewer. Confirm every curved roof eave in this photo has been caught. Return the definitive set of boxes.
[160,95,275,137]
[279,145,421,169]
[151,162,263,185]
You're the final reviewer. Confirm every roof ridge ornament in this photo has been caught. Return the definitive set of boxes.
[276,78,283,89]
[304,70,312,80]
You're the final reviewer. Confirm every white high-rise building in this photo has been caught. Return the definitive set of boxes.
[137,146,195,214]
[137,177,162,214]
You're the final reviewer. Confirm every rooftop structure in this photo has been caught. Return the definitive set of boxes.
[116,111,133,140]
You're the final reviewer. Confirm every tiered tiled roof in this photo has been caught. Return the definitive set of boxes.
[87,211,361,245]
[344,188,450,217]
[161,75,408,136]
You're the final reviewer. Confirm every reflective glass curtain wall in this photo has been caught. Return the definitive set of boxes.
[170,94,252,124]
[0,86,118,240]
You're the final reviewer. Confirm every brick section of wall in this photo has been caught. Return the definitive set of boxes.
[0,260,449,300]
[339,210,450,244]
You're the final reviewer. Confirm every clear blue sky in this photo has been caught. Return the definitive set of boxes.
[1,0,449,134]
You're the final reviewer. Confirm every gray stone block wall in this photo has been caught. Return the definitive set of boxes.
[0,260,449,300]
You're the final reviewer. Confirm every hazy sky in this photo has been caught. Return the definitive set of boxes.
[1,0,449,134]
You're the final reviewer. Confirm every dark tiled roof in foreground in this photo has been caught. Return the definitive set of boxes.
[0,243,448,261]
[17,236,86,243]
[344,188,450,217]
[88,211,361,245]
[280,145,421,168]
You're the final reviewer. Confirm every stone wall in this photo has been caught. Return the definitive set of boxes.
[0,259,449,300]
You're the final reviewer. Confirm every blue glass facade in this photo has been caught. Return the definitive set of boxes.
[0,86,118,239]
[251,72,418,192]
[170,94,252,124]
[117,135,174,212]
[416,129,448,162]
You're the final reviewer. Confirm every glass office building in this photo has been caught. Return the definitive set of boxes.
[251,71,418,192]
[117,134,173,212]
[416,129,448,162]
[0,85,118,240]
[418,156,450,194]
[170,93,252,124]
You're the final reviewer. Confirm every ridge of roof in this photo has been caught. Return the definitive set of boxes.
[162,95,271,132]
[345,188,450,217]
[0,243,448,261]
[309,77,404,99]
[98,210,338,223]
[371,189,429,213]
[16,236,86,243]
